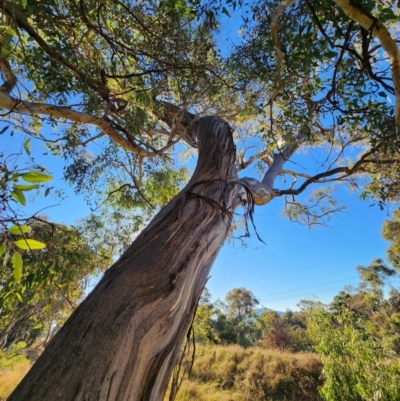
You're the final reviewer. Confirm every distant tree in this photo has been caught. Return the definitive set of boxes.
[224,288,259,347]
[225,288,259,322]
[382,209,400,271]
[193,288,260,347]
[256,309,310,351]
[257,311,292,350]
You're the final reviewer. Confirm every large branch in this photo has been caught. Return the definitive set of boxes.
[236,139,301,206]
[333,0,400,139]
[158,101,197,147]
[275,150,394,196]
[0,91,156,157]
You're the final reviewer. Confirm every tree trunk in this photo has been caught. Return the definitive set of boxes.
[9,116,238,401]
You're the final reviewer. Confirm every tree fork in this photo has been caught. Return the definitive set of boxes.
[9,116,238,401]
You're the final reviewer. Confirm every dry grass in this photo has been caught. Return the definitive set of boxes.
[171,345,323,401]
[0,353,31,399]
[0,344,322,400]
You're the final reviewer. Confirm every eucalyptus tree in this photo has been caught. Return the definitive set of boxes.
[1,0,400,400]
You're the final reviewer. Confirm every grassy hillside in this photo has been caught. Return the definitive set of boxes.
[169,345,323,401]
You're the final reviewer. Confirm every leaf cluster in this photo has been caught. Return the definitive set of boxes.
[0,218,110,351]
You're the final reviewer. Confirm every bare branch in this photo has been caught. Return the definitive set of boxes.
[275,151,398,197]
[235,129,306,207]
[236,148,271,172]
[0,58,16,93]
[80,132,105,146]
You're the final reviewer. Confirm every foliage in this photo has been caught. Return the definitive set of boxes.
[308,306,400,401]
[0,218,110,350]
[382,209,400,271]
[194,287,310,351]
[0,151,54,270]
[257,309,311,352]
[306,258,400,401]
[225,287,259,321]
[193,287,260,347]
[1,0,399,228]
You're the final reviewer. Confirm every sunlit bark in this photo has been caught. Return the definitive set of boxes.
[9,116,239,401]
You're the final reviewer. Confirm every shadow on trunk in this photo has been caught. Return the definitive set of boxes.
[9,116,238,401]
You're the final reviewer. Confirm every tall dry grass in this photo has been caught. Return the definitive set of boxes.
[171,345,323,401]
[0,353,31,399]
[0,344,322,400]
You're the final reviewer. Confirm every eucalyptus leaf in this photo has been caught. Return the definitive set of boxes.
[8,225,31,235]
[14,239,46,250]
[12,252,23,282]
[11,189,26,206]
[0,243,6,258]
[23,138,31,155]
[21,171,53,183]
[13,184,39,191]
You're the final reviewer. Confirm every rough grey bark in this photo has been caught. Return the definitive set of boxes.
[8,116,238,401]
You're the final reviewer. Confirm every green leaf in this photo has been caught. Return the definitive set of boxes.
[222,7,230,17]
[8,225,31,235]
[12,252,23,282]
[16,292,23,302]
[2,249,10,266]
[0,46,10,58]
[23,138,31,155]
[3,27,17,37]
[11,189,26,206]
[22,0,27,7]
[13,184,39,191]
[0,125,9,135]
[324,51,337,59]
[14,239,46,250]
[378,91,387,98]
[0,243,6,258]
[21,171,53,183]
[44,187,51,197]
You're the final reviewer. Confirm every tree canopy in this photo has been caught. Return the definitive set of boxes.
[1,0,400,227]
